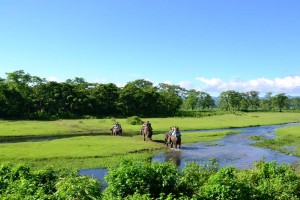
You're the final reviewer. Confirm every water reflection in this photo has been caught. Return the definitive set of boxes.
[78,168,108,190]
[164,149,182,167]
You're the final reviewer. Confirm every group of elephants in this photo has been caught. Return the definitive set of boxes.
[110,124,181,149]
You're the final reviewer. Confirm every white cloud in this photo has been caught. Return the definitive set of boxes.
[47,76,59,82]
[163,80,173,85]
[115,82,126,87]
[195,75,300,96]
[179,81,193,90]
[195,77,223,87]
[93,78,107,84]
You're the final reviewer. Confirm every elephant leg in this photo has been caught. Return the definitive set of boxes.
[178,138,181,149]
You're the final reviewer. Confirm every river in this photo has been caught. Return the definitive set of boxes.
[79,122,300,185]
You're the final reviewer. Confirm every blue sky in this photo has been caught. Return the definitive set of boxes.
[1,0,299,96]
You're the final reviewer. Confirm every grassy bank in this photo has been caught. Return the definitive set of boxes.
[253,125,300,156]
[0,130,238,170]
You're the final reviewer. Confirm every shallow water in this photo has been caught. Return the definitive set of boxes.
[79,123,300,182]
[152,123,300,169]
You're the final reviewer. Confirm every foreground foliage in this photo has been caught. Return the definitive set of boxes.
[1,160,300,199]
[0,163,101,199]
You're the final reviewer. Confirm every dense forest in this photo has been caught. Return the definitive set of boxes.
[0,70,299,119]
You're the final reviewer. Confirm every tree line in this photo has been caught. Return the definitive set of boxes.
[0,70,299,119]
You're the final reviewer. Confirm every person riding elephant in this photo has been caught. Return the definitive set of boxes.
[140,121,153,141]
[172,127,181,138]
[166,126,181,149]
[111,122,122,135]
[140,121,152,134]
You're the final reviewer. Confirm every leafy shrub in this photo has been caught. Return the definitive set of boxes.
[179,159,219,197]
[0,163,57,199]
[55,176,101,199]
[243,161,300,200]
[104,160,179,199]
[0,163,101,200]
[198,166,252,200]
[126,116,143,125]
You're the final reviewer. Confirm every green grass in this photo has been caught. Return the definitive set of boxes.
[0,135,164,170]
[1,112,300,139]
[0,130,239,170]
[253,125,300,156]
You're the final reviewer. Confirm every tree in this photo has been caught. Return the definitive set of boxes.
[260,92,273,111]
[273,93,288,112]
[248,91,260,110]
[88,83,120,116]
[289,97,300,110]
[183,89,199,110]
[157,83,184,115]
[218,90,242,111]
[198,92,215,110]
[119,79,160,116]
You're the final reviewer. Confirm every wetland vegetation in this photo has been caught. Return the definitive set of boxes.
[253,125,300,156]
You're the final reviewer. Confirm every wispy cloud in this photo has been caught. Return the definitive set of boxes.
[179,81,193,90]
[195,76,300,96]
[93,78,107,84]
[47,76,59,82]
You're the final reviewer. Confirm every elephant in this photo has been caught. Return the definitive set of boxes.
[142,126,152,141]
[110,127,122,136]
[165,133,181,149]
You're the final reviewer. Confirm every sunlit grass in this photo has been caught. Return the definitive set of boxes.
[0,130,239,170]
[1,112,300,138]
[253,125,300,156]
[0,135,163,170]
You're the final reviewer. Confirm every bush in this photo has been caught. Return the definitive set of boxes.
[104,160,179,199]
[198,166,252,200]
[55,176,101,199]
[0,163,102,200]
[179,159,219,197]
[126,116,143,125]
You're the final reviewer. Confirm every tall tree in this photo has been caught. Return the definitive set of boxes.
[183,89,199,110]
[289,97,300,110]
[119,79,160,116]
[88,83,120,116]
[197,92,215,110]
[157,83,184,115]
[273,93,288,112]
[218,90,242,111]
